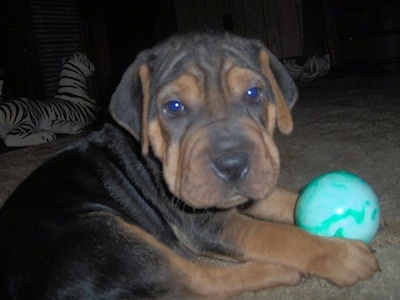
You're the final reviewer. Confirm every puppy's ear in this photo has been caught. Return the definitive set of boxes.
[109,50,152,155]
[259,50,298,135]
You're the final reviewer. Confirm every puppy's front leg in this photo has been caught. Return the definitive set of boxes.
[241,187,298,224]
[222,212,380,287]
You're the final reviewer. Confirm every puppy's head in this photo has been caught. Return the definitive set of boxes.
[110,33,297,209]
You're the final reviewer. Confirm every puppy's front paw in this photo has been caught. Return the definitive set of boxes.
[311,238,380,286]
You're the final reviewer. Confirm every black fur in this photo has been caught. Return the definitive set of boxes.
[0,123,237,299]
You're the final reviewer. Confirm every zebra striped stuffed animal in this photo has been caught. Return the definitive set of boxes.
[0,53,102,147]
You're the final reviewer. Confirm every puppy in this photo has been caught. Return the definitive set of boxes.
[0,32,379,299]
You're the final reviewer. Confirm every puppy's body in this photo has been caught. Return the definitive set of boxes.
[0,124,212,298]
[0,33,379,299]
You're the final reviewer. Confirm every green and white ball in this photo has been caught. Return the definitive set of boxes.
[295,170,380,244]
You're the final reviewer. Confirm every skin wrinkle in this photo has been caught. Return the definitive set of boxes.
[220,43,258,73]
[220,60,235,102]
[150,116,168,160]
[181,127,214,206]
[226,67,266,104]
[157,50,190,84]
[240,117,279,199]
[156,74,203,115]
[168,143,181,199]
[179,123,213,205]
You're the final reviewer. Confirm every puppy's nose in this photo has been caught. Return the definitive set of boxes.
[213,152,249,183]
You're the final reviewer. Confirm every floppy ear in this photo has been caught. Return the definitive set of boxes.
[259,50,298,135]
[109,50,152,155]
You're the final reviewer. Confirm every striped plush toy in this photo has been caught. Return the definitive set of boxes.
[0,53,102,147]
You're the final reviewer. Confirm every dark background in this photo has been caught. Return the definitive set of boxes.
[1,0,399,106]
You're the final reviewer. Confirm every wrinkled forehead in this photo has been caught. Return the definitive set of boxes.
[148,35,264,90]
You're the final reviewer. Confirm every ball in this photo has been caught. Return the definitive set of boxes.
[295,170,380,244]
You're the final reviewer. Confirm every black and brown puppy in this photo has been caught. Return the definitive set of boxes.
[0,33,379,299]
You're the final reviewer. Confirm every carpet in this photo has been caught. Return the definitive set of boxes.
[0,70,399,299]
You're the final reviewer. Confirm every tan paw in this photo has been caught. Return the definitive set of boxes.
[314,238,380,286]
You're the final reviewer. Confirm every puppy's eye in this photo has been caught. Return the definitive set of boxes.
[163,100,186,118]
[245,87,262,103]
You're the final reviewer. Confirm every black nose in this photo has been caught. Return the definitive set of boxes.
[213,152,249,183]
